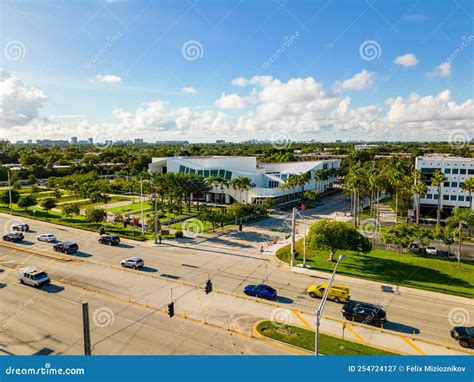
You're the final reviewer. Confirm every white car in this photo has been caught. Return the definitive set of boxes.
[37,233,56,242]
[426,246,438,256]
[120,257,144,269]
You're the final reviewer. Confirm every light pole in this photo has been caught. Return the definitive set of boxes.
[315,254,345,355]
[303,215,307,268]
[7,168,13,215]
[151,193,158,244]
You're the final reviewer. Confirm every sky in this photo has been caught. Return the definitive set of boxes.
[1,0,473,144]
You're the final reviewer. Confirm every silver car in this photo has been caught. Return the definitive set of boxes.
[37,233,57,242]
[120,257,144,269]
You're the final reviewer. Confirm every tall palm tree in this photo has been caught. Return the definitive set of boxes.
[446,207,474,269]
[431,170,446,230]
[461,177,474,210]
[412,170,428,225]
[344,167,364,228]
[388,159,406,225]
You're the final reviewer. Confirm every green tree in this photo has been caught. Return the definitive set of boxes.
[446,207,474,269]
[85,207,107,223]
[431,170,446,230]
[307,218,372,262]
[412,170,428,225]
[0,189,20,205]
[380,224,417,252]
[27,174,37,185]
[40,197,57,212]
[62,203,81,217]
[17,194,37,210]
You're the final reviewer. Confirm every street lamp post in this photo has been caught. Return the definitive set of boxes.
[315,254,345,355]
[302,215,307,268]
[7,168,13,215]
[151,193,158,244]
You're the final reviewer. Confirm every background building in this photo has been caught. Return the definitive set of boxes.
[149,156,340,206]
[416,155,474,216]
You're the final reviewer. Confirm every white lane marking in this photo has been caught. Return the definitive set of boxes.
[39,309,54,316]
[59,297,79,305]
[125,318,151,329]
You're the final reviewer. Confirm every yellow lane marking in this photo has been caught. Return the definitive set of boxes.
[43,259,55,271]
[14,254,34,270]
[346,324,365,342]
[400,336,426,355]
[291,309,311,329]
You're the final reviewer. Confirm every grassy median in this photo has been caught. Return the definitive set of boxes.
[276,241,474,298]
[256,321,399,355]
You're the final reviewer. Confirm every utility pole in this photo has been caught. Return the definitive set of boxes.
[7,168,12,215]
[290,207,296,267]
[140,178,144,235]
[82,302,91,355]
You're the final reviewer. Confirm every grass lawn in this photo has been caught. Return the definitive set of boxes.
[256,321,398,355]
[276,240,474,298]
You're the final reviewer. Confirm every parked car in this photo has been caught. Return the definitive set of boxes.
[426,246,438,256]
[37,233,56,243]
[53,241,79,254]
[120,257,144,269]
[451,326,474,348]
[12,223,29,232]
[98,234,120,246]
[243,284,277,300]
[18,267,50,288]
[3,232,24,242]
[341,302,387,327]
[307,284,350,303]
[408,242,421,254]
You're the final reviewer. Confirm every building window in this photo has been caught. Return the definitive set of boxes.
[224,171,232,180]
[443,195,449,200]
[452,168,459,174]
[210,169,218,177]
[204,170,210,177]
[179,165,185,173]
[444,168,451,174]
[444,181,450,187]
[189,168,196,174]
[467,196,471,202]
[197,170,203,176]
[451,182,458,188]
[460,169,466,174]
[426,194,433,199]
[458,195,465,201]
[218,169,225,177]
[468,169,474,175]
[450,195,457,201]
[434,194,439,199]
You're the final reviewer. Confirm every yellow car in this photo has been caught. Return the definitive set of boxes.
[307,284,350,303]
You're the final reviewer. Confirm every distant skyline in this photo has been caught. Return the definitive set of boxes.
[1,0,473,144]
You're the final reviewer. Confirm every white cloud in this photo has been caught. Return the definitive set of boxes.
[231,77,248,87]
[96,74,122,83]
[0,69,47,127]
[215,93,248,109]
[393,53,419,67]
[335,70,374,91]
[181,86,197,95]
[427,62,452,78]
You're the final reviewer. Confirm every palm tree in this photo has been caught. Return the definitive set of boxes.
[191,175,211,210]
[344,167,364,228]
[446,207,474,269]
[461,177,474,210]
[388,159,406,225]
[431,170,446,230]
[412,170,428,225]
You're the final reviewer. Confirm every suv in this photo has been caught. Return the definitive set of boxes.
[53,241,79,254]
[341,302,387,327]
[3,232,24,242]
[98,234,120,246]
[451,327,474,348]
[426,246,438,256]
[37,233,56,242]
[19,267,50,288]
[120,257,144,269]
[12,223,29,232]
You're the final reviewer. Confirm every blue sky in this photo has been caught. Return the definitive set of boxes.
[1,0,473,143]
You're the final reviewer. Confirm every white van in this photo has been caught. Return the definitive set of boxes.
[18,267,50,288]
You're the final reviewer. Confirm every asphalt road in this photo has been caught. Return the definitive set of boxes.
[0,196,472,355]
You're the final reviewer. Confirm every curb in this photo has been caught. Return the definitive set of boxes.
[0,241,72,262]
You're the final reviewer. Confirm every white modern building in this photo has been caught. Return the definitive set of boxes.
[148,156,340,206]
[415,155,474,214]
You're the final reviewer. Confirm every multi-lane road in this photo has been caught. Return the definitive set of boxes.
[0,199,473,355]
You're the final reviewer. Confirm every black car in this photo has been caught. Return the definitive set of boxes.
[451,327,474,348]
[53,241,79,254]
[3,232,24,242]
[12,223,29,232]
[98,234,120,246]
[341,302,387,327]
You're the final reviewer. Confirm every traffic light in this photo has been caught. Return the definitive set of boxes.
[167,302,174,318]
[205,279,213,294]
